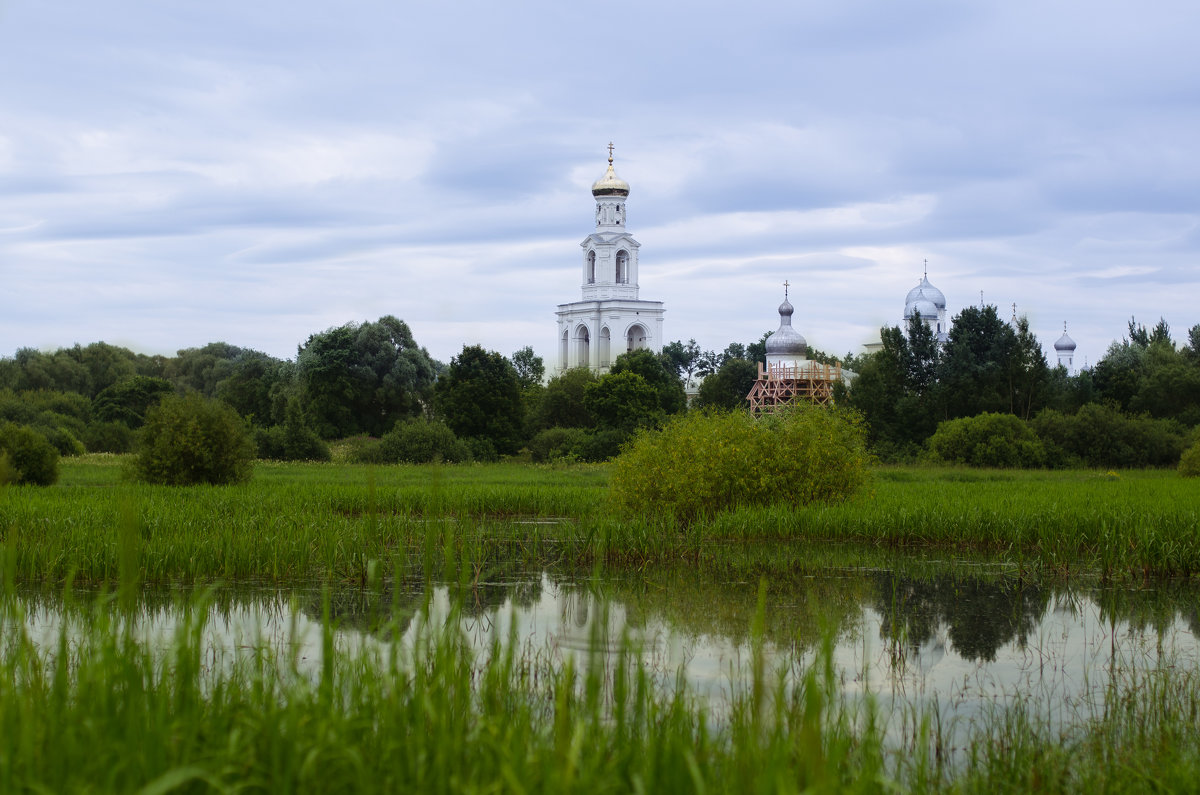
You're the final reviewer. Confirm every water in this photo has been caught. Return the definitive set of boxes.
[8,561,1200,733]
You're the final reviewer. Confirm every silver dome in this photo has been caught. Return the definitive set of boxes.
[904,296,939,320]
[765,298,807,355]
[905,276,946,309]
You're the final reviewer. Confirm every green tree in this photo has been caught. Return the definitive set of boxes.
[0,423,60,485]
[660,339,702,387]
[936,305,1017,419]
[297,316,437,438]
[529,367,598,431]
[695,358,759,410]
[93,376,174,428]
[583,371,663,434]
[609,348,686,416]
[511,346,545,390]
[434,345,524,457]
[134,393,255,485]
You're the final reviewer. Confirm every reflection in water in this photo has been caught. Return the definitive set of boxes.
[8,564,1200,732]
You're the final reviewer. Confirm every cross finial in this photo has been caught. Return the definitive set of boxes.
[607,142,614,164]
[923,258,928,278]
[783,279,790,299]
[1012,302,1017,315]
[980,290,984,309]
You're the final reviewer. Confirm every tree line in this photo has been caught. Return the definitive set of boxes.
[2,308,1198,478]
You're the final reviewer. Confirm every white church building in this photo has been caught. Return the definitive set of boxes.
[555,148,664,372]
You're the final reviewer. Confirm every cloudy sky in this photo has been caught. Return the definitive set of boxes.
[2,0,1198,370]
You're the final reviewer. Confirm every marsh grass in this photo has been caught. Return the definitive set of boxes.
[1,458,1198,584]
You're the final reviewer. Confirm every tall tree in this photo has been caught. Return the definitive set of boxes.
[511,346,545,390]
[297,316,436,438]
[434,345,524,456]
[609,348,686,415]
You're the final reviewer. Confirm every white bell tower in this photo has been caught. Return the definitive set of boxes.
[555,145,665,372]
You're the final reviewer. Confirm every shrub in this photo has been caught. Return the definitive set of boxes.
[134,393,255,485]
[377,419,470,464]
[609,406,870,525]
[572,428,629,463]
[1180,440,1200,478]
[82,421,135,453]
[926,413,1046,468]
[0,422,60,485]
[528,427,587,463]
[1031,403,1186,468]
[254,424,332,462]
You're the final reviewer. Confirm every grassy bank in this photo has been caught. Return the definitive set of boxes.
[2,584,1198,793]
[0,457,1197,583]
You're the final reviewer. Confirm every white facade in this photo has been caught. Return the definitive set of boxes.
[555,152,665,372]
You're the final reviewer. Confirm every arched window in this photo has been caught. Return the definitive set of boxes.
[616,250,628,284]
[587,251,596,284]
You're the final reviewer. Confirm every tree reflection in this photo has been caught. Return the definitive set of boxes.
[872,573,1049,662]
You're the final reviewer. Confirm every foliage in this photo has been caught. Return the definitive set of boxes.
[528,367,598,431]
[1179,439,1200,477]
[695,358,759,410]
[434,345,525,457]
[92,375,174,428]
[583,371,663,434]
[660,338,702,386]
[0,422,60,485]
[376,419,471,464]
[82,421,136,454]
[527,427,587,463]
[1031,403,1186,469]
[133,393,255,485]
[297,316,437,438]
[510,346,545,390]
[610,406,871,525]
[926,413,1046,468]
[609,348,686,415]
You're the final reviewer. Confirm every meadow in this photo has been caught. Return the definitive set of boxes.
[3,457,1200,792]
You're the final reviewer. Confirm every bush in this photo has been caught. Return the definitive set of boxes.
[1031,403,1186,469]
[572,428,629,463]
[927,413,1046,468]
[0,422,60,485]
[134,393,255,485]
[83,421,136,453]
[528,427,587,463]
[254,424,332,462]
[1180,440,1200,478]
[609,406,870,525]
[377,419,470,464]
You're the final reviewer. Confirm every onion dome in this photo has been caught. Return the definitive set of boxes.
[1054,323,1077,352]
[905,275,946,310]
[904,291,939,320]
[765,297,807,356]
[591,154,630,197]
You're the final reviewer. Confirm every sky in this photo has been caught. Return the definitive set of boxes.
[2,0,1198,371]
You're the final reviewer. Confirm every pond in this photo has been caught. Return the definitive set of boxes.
[10,555,1199,743]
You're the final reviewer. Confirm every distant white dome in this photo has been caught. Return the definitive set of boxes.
[904,295,939,320]
[766,298,807,356]
[905,275,946,310]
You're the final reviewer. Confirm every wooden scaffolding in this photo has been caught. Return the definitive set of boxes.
[746,361,843,414]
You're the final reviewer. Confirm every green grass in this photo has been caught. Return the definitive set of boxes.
[1,457,1197,584]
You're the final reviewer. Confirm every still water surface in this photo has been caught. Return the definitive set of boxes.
[12,560,1200,730]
